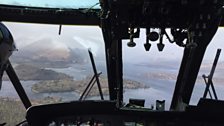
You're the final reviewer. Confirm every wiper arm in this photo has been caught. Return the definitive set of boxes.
[0,123,6,126]
[0,64,5,90]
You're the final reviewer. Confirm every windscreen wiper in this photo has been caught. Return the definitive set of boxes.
[0,122,6,126]
[79,49,104,101]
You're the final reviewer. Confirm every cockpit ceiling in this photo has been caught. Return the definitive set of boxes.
[1,1,224,27]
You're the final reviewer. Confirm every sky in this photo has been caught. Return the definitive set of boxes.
[3,22,224,65]
[3,22,108,63]
[122,28,224,64]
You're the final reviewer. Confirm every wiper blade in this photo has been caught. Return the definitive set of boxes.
[0,122,6,126]
[0,64,5,90]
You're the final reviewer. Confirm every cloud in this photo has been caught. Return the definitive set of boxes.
[73,36,100,56]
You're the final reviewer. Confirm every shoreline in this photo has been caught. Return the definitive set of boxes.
[31,77,149,97]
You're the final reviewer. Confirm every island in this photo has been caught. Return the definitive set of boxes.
[31,76,148,96]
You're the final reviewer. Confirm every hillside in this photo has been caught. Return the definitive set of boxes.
[3,64,73,81]
[11,38,89,68]
[0,98,26,126]
[31,76,148,96]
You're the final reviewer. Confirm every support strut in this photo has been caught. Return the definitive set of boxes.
[101,18,123,107]
[6,60,32,109]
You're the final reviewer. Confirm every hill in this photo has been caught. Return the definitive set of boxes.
[31,76,148,96]
[11,37,89,68]
[3,64,73,81]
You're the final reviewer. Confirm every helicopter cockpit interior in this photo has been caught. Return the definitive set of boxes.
[1,0,224,125]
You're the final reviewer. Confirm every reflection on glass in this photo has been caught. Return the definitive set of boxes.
[0,30,3,41]
[0,0,100,9]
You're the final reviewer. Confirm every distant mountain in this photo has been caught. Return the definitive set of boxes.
[3,64,73,81]
[11,38,89,68]
[135,60,181,70]
[19,38,71,61]
[143,72,177,80]
[200,61,224,70]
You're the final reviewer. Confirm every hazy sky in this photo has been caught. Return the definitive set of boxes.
[125,28,224,63]
[3,22,224,65]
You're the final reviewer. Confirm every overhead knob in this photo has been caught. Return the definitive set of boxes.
[157,43,165,52]
[127,39,136,47]
[144,42,151,51]
[144,37,151,51]
[148,31,159,42]
[127,28,136,47]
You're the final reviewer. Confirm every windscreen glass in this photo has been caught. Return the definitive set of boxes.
[0,22,106,125]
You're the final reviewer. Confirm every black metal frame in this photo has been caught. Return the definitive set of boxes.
[202,49,221,100]
[0,4,100,25]
[5,60,31,109]
[26,99,224,126]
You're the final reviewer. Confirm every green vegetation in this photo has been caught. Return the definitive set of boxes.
[0,97,26,126]
[0,97,62,126]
